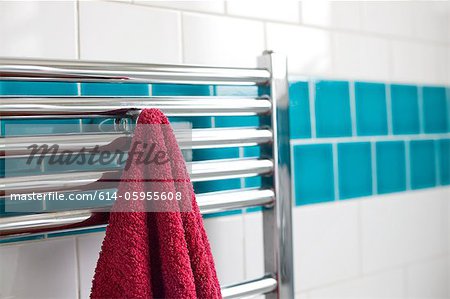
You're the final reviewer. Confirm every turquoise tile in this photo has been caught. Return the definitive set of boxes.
[0,159,4,178]
[168,116,212,129]
[193,178,241,194]
[422,87,447,133]
[438,139,450,185]
[243,146,261,158]
[151,84,212,96]
[3,119,82,137]
[0,81,78,95]
[80,83,149,96]
[0,235,44,244]
[410,140,436,189]
[289,81,311,139]
[202,209,242,219]
[355,82,388,136]
[213,85,259,97]
[390,84,420,135]
[193,148,239,161]
[244,176,262,188]
[214,116,259,128]
[376,141,406,194]
[315,81,352,137]
[293,144,334,205]
[47,226,106,238]
[338,142,372,199]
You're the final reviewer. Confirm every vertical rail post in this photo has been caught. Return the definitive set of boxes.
[258,51,294,298]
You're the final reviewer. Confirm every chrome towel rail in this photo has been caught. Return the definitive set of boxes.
[1,159,274,195]
[0,51,294,299]
[0,96,271,118]
[0,189,275,237]
[1,128,273,158]
[0,58,270,85]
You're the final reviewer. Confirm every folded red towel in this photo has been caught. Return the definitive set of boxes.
[90,109,221,299]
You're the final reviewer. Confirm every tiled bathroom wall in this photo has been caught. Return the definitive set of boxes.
[0,1,449,298]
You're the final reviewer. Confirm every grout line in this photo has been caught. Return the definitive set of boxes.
[297,1,302,24]
[405,140,411,190]
[75,0,81,60]
[434,140,441,186]
[332,142,339,201]
[417,85,425,134]
[179,12,185,63]
[289,133,450,145]
[263,22,268,50]
[386,39,394,83]
[75,237,82,299]
[148,84,152,96]
[385,83,393,135]
[371,141,378,195]
[290,143,297,206]
[349,81,357,136]
[357,202,364,275]
[223,0,229,15]
[308,80,317,138]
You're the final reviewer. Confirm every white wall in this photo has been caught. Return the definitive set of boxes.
[0,1,448,84]
[0,1,449,298]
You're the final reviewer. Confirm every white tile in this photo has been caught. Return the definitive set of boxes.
[293,201,360,291]
[406,257,449,299]
[413,1,450,43]
[79,1,181,63]
[296,291,309,299]
[226,0,300,23]
[308,269,404,299]
[77,232,106,299]
[333,32,389,81]
[361,189,448,274]
[0,1,77,59]
[182,13,264,67]
[0,238,78,299]
[391,40,424,84]
[392,41,448,85]
[243,211,264,279]
[266,23,332,76]
[301,1,361,30]
[361,1,415,37]
[136,0,225,13]
[203,214,245,286]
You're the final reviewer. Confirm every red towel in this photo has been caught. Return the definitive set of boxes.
[90,109,221,299]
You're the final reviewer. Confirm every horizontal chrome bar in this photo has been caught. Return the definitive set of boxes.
[0,188,274,238]
[221,276,278,298]
[190,158,273,182]
[197,188,274,214]
[0,96,271,118]
[1,128,272,158]
[0,159,273,195]
[0,58,270,85]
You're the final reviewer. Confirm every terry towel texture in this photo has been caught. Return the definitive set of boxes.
[90,109,221,299]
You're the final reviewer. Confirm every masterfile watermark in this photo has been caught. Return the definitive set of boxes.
[3,123,194,213]
[26,141,170,171]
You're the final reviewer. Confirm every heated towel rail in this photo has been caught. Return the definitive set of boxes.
[0,51,294,299]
